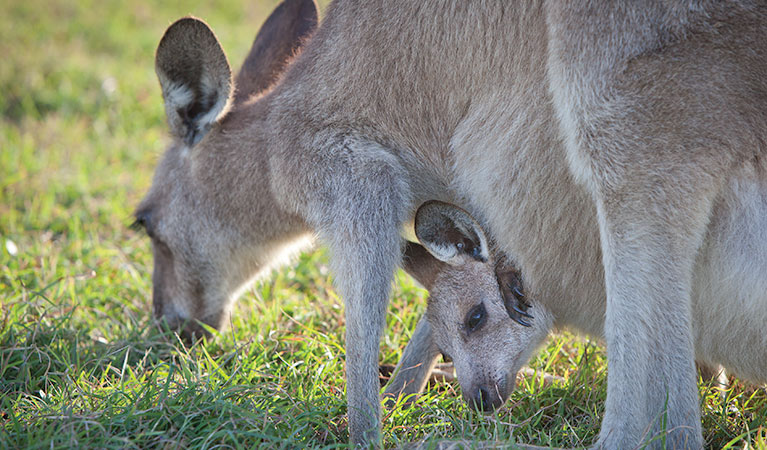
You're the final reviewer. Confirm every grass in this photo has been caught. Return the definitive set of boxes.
[1,0,765,448]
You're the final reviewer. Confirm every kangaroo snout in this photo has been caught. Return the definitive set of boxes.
[466,380,508,413]
[162,317,214,342]
[153,307,214,342]
[152,287,221,342]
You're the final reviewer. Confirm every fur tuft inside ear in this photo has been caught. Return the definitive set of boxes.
[414,201,490,265]
[155,17,233,146]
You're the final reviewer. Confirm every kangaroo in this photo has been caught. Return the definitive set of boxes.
[390,202,759,423]
[136,0,767,447]
[386,201,554,412]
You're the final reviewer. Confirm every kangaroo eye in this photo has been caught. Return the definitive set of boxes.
[131,209,153,236]
[130,217,146,232]
[464,303,486,333]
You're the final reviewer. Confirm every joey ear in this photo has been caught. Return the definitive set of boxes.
[233,0,318,104]
[401,241,447,290]
[414,200,490,265]
[155,17,233,147]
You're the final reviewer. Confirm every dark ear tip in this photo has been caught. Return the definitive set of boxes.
[156,16,227,73]
[170,16,207,27]
[159,16,213,46]
[291,0,319,19]
[273,0,319,30]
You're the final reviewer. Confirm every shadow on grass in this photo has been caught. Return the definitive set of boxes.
[0,297,353,448]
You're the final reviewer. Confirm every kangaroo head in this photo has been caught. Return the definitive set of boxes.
[404,201,553,412]
[134,1,319,338]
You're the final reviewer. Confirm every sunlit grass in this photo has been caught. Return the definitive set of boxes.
[2,0,765,448]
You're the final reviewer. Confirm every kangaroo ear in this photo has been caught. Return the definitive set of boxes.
[155,17,233,147]
[401,241,447,290]
[414,201,490,265]
[234,0,318,104]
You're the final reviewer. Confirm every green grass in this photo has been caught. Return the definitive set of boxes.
[1,0,765,448]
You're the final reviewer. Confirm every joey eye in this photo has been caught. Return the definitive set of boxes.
[464,303,486,333]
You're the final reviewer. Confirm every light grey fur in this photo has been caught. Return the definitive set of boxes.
[138,0,767,447]
[389,202,554,412]
[393,202,765,441]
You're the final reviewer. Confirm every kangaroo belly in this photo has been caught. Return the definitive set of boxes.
[448,88,606,339]
[693,165,767,384]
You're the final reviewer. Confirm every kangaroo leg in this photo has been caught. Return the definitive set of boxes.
[311,137,410,446]
[545,8,743,445]
[590,174,724,449]
[384,315,441,407]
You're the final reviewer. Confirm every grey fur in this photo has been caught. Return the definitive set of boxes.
[139,1,767,447]
[395,203,764,444]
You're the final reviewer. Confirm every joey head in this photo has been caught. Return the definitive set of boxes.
[401,201,553,412]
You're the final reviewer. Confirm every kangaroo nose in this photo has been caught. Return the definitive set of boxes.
[472,386,502,412]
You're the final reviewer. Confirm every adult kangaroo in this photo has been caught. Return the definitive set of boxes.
[136,0,767,447]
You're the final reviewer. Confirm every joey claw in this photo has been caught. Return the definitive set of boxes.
[512,303,534,319]
[511,315,532,327]
[505,300,534,327]
[511,285,525,298]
